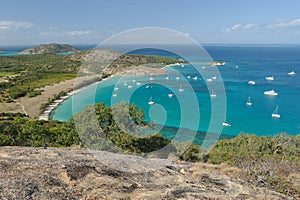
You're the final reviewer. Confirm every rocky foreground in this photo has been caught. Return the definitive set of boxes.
[0,146,294,200]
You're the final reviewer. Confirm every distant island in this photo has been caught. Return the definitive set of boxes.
[19,43,81,54]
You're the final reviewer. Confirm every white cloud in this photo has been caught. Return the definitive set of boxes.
[222,23,259,32]
[0,20,33,30]
[222,18,300,33]
[40,30,93,36]
[266,19,300,29]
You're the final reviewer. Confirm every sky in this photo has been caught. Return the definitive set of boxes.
[1,0,300,45]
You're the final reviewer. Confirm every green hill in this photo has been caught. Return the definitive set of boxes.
[19,43,81,54]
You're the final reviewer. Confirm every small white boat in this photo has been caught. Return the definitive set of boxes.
[178,84,184,92]
[288,71,296,76]
[202,66,206,69]
[136,82,141,86]
[248,80,256,85]
[168,93,174,98]
[176,76,180,80]
[127,85,133,89]
[149,76,154,81]
[212,75,217,80]
[132,79,136,82]
[265,76,274,81]
[145,85,151,89]
[193,76,198,80]
[264,89,278,96]
[236,65,239,69]
[148,97,155,105]
[123,83,128,86]
[210,89,217,98]
[181,64,184,68]
[206,78,213,82]
[187,75,191,79]
[114,87,119,91]
[246,96,252,106]
[271,105,280,118]
[165,76,169,80]
[112,93,118,97]
[222,122,231,127]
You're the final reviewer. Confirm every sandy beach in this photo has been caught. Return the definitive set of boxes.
[0,62,176,120]
[0,75,100,119]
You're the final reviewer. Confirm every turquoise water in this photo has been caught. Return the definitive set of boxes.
[52,46,300,143]
[0,51,20,56]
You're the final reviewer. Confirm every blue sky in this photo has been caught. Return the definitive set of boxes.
[1,0,300,45]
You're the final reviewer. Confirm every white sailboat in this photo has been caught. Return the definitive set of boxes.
[271,105,280,118]
[210,89,217,98]
[265,76,274,81]
[148,97,155,105]
[222,122,231,127]
[206,78,213,82]
[193,76,198,80]
[168,93,174,98]
[178,84,184,92]
[246,96,252,106]
[264,89,278,96]
[288,71,296,76]
[248,80,256,85]
[112,93,118,97]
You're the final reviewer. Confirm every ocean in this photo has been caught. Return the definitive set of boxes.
[51,45,300,146]
[3,44,300,146]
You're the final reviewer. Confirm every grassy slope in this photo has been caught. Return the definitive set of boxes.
[0,50,182,101]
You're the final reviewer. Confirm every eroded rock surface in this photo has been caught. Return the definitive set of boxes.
[0,146,294,199]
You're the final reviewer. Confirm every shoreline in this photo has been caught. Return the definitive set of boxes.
[40,76,112,121]
[44,63,181,121]
[0,75,101,119]
[39,89,82,121]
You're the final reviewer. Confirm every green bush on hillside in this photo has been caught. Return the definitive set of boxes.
[207,133,300,197]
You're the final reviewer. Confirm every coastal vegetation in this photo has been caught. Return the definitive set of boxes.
[0,106,299,197]
[207,134,300,197]
[0,46,183,102]
[0,53,79,102]
[0,103,200,160]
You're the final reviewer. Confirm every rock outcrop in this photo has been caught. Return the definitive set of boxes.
[0,146,294,200]
[19,43,81,54]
